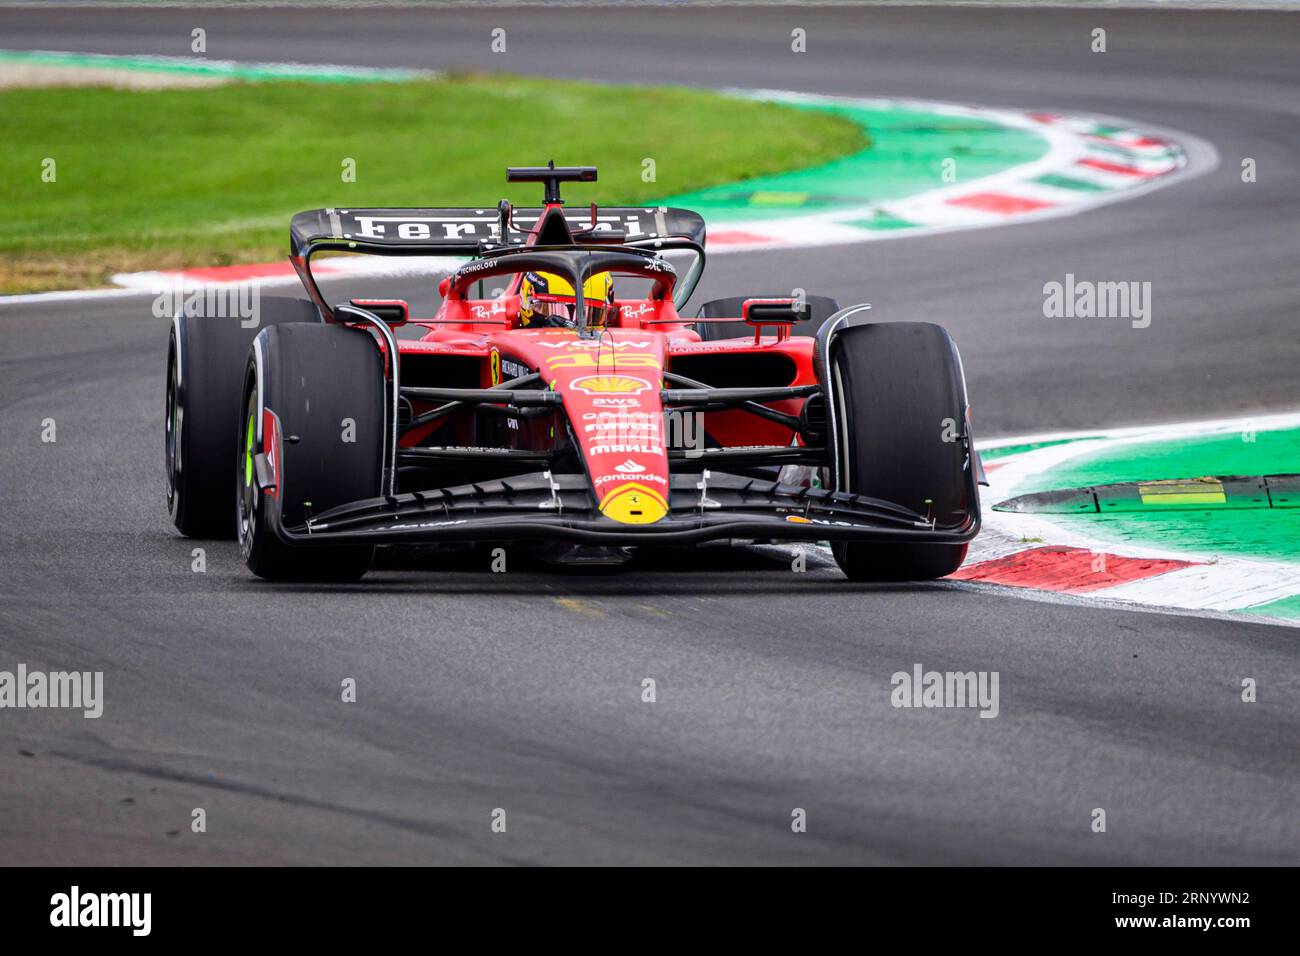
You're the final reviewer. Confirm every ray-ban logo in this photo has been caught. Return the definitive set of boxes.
[891,663,999,718]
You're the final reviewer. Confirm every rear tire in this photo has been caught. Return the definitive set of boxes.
[166,297,321,537]
[237,322,384,582]
[827,321,974,581]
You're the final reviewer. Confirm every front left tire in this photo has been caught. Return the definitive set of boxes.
[237,322,385,582]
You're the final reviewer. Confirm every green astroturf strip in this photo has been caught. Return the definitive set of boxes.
[978,438,1085,461]
[1033,173,1108,192]
[1042,510,1300,564]
[1004,427,1300,562]
[1241,594,1300,621]
[1025,428,1300,491]
[0,49,426,82]
[662,103,1049,223]
[846,211,918,231]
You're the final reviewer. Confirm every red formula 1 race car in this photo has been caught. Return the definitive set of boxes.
[165,164,982,581]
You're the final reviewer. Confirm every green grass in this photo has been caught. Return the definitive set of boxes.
[0,73,866,292]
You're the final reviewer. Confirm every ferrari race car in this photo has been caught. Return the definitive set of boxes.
[165,164,982,581]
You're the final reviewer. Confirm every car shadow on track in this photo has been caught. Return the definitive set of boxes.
[240,542,962,598]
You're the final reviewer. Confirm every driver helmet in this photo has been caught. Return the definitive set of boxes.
[519,271,615,329]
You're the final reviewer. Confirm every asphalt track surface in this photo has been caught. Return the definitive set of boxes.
[1,6,1297,865]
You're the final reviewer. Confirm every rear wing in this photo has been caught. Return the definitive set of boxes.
[289,206,706,257]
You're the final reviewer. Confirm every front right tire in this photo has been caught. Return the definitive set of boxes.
[166,296,321,537]
[826,321,975,581]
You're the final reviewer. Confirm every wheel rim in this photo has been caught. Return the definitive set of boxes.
[164,343,180,510]
[832,357,851,492]
[237,392,258,549]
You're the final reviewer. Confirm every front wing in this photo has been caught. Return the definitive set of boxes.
[265,472,980,548]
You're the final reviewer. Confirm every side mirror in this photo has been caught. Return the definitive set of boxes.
[438,277,451,298]
[742,297,809,342]
[349,298,409,327]
[742,297,811,326]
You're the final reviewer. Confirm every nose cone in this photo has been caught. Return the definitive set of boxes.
[599,483,669,524]
[526,330,671,525]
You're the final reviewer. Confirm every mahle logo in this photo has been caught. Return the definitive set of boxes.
[582,408,702,459]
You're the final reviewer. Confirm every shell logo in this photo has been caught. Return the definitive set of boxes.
[570,374,653,395]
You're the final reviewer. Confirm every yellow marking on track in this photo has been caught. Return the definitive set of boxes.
[1138,479,1226,507]
[750,191,809,205]
[555,597,605,618]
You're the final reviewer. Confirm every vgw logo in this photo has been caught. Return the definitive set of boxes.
[50,886,151,936]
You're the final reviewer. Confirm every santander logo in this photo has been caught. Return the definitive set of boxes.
[614,459,645,473]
